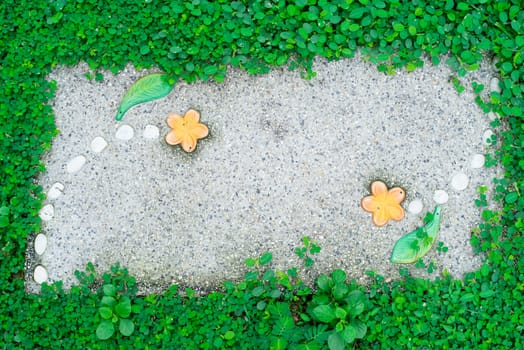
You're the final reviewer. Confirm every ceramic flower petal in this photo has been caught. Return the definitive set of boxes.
[361,196,378,213]
[165,130,182,146]
[389,187,406,203]
[184,109,200,125]
[180,134,197,152]
[371,180,388,196]
[166,113,183,128]
[191,124,209,139]
[373,209,390,227]
[361,180,406,227]
[386,204,405,222]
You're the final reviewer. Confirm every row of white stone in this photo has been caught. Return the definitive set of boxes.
[33,124,161,284]
[405,151,487,215]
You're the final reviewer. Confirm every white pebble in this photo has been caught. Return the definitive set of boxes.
[483,130,494,145]
[115,124,134,140]
[407,199,423,214]
[66,155,86,173]
[143,125,160,139]
[34,234,48,255]
[91,136,108,153]
[433,190,449,204]
[451,172,469,191]
[470,154,485,169]
[47,182,64,200]
[34,265,48,284]
[39,204,54,221]
[490,77,501,93]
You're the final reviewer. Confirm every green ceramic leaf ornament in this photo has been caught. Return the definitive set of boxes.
[390,205,442,264]
[115,73,175,121]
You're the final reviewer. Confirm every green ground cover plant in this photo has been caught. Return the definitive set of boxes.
[1,0,523,348]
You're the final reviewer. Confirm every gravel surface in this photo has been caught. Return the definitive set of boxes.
[26,55,501,294]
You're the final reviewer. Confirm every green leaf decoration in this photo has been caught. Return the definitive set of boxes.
[115,73,175,121]
[118,318,135,337]
[390,206,442,264]
[96,320,115,340]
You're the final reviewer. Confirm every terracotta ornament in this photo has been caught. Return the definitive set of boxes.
[361,180,405,227]
[165,109,209,152]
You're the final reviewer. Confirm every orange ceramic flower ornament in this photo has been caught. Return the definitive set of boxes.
[165,109,208,152]
[361,181,405,227]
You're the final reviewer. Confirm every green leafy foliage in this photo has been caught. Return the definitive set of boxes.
[1,0,524,348]
[295,236,321,268]
[306,270,368,349]
[95,264,137,340]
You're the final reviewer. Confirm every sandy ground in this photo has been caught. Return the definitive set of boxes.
[25,55,501,294]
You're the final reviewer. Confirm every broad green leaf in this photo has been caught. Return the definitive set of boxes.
[260,252,273,265]
[331,269,346,285]
[251,286,264,297]
[98,306,113,319]
[295,343,321,350]
[0,206,9,216]
[0,216,9,228]
[345,290,366,317]
[335,307,347,319]
[100,296,116,307]
[115,297,132,318]
[327,332,346,350]
[312,305,336,323]
[270,337,288,350]
[115,73,175,121]
[119,318,135,336]
[316,274,331,291]
[390,206,442,264]
[96,320,115,340]
[332,284,349,300]
[103,284,116,297]
[350,319,367,339]
[505,192,518,204]
[341,325,356,343]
